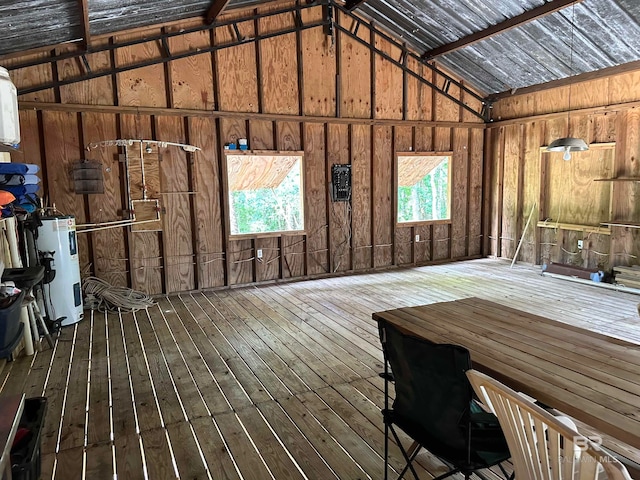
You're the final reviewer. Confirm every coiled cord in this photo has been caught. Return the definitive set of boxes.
[82,276,156,313]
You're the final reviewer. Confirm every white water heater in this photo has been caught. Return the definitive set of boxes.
[0,66,20,146]
[38,215,83,326]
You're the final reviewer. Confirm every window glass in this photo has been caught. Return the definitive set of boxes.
[397,154,450,222]
[226,153,304,235]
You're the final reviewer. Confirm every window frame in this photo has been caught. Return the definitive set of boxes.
[223,150,306,239]
[395,151,453,226]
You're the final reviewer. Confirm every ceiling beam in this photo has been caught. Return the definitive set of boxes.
[345,0,369,11]
[205,0,233,24]
[77,0,91,49]
[422,0,584,60]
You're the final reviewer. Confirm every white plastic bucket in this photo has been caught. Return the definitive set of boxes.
[0,66,20,146]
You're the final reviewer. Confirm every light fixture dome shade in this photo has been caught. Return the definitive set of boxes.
[546,137,589,152]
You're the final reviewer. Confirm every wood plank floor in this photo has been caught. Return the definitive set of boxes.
[1,258,639,480]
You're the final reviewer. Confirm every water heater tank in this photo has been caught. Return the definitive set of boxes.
[0,66,20,146]
[38,215,83,326]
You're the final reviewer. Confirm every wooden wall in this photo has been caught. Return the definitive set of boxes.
[4,2,485,294]
[487,69,640,271]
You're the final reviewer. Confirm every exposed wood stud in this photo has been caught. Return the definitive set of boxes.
[402,44,408,121]
[77,0,91,50]
[254,11,264,114]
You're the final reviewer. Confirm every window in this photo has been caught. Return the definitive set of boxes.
[226,152,304,235]
[397,153,451,223]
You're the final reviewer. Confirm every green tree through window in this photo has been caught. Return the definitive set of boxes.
[397,154,450,223]
[226,154,304,235]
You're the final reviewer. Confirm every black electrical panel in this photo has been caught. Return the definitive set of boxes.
[331,164,351,202]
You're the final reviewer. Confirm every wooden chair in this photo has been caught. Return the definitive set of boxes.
[466,369,633,480]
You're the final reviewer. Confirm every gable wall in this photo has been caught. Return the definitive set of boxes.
[3,2,485,294]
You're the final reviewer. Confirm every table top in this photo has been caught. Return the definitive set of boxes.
[0,394,24,477]
[372,297,640,450]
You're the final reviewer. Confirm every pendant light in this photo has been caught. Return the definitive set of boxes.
[546,3,588,161]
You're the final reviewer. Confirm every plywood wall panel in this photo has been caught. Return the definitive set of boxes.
[256,237,280,282]
[167,31,215,110]
[120,114,164,294]
[432,224,450,260]
[414,224,431,263]
[535,86,570,116]
[372,125,392,268]
[41,111,90,271]
[451,128,469,258]
[189,116,225,289]
[351,124,372,270]
[82,112,128,287]
[572,78,609,110]
[282,235,305,278]
[405,58,431,121]
[276,121,301,150]
[395,227,412,265]
[327,123,351,272]
[433,71,460,122]
[10,52,56,102]
[374,35,403,120]
[414,125,433,152]
[500,124,521,260]
[519,121,542,264]
[228,239,253,285]
[608,71,640,104]
[304,123,328,275]
[156,115,195,293]
[592,113,617,144]
[220,119,248,148]
[338,12,371,118]
[394,126,412,152]
[15,110,44,175]
[468,128,483,257]
[215,21,259,112]
[259,12,298,115]
[58,50,114,105]
[301,7,336,117]
[249,120,275,150]
[434,127,451,151]
[114,32,167,108]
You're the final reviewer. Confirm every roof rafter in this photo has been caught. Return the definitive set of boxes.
[422,0,584,60]
[205,0,232,24]
[345,0,369,11]
[77,0,91,49]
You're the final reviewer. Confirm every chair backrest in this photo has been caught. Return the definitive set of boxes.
[466,369,632,480]
[380,322,473,456]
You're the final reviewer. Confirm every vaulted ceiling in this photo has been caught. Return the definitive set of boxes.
[2,0,640,97]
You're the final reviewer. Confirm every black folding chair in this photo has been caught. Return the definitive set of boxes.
[379,321,513,480]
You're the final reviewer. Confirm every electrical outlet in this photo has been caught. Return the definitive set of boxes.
[415,234,420,243]
[577,240,584,250]
[257,249,263,259]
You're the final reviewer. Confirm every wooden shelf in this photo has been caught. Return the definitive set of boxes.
[537,221,611,235]
[593,177,640,182]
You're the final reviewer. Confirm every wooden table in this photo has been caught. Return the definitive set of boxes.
[0,394,24,480]
[373,297,640,453]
